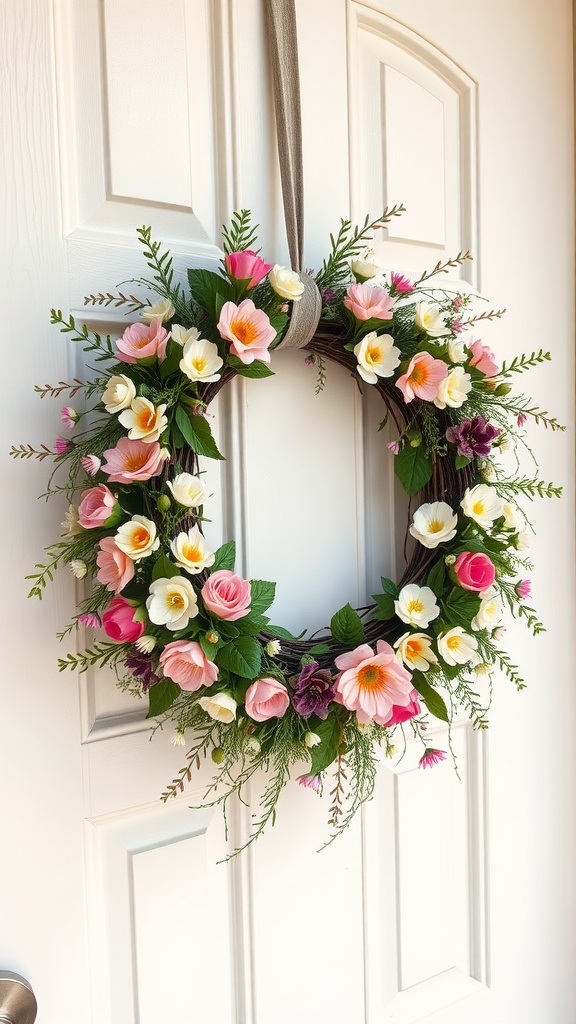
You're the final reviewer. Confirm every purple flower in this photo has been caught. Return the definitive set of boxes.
[78,613,100,628]
[292,661,335,719]
[517,413,528,427]
[419,748,447,770]
[451,317,463,334]
[322,288,336,303]
[126,652,159,691]
[387,439,400,456]
[453,295,463,312]
[296,773,322,793]
[445,415,500,458]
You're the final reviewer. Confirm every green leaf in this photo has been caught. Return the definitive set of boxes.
[380,576,398,597]
[249,580,276,615]
[443,588,482,624]
[308,643,332,656]
[175,404,225,460]
[117,489,145,516]
[426,558,446,597]
[151,553,180,581]
[232,614,270,635]
[159,337,183,381]
[309,713,344,775]
[171,421,185,449]
[411,671,450,723]
[218,636,262,678]
[199,635,219,661]
[265,623,307,640]
[330,603,364,645]
[211,541,236,572]
[394,444,433,497]
[371,593,396,621]
[147,679,180,718]
[187,268,234,317]
[455,453,472,470]
[268,310,289,339]
[227,355,275,378]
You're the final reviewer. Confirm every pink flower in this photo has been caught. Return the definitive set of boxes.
[453,296,463,312]
[297,773,322,793]
[419,748,447,769]
[334,640,414,726]
[245,677,290,722]
[451,317,463,333]
[217,299,276,364]
[60,406,79,428]
[225,250,273,289]
[387,440,400,455]
[383,688,421,727]
[81,455,101,476]
[516,579,532,600]
[159,640,218,691]
[396,352,448,403]
[517,413,527,427]
[101,438,166,483]
[78,613,101,628]
[54,435,71,455]
[116,321,169,364]
[78,484,118,528]
[201,570,251,621]
[344,283,395,321]
[390,271,414,295]
[101,597,145,643]
[96,537,135,593]
[469,339,499,378]
[454,551,496,592]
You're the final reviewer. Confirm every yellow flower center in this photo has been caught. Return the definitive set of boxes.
[366,344,382,365]
[472,500,485,516]
[447,635,461,650]
[182,542,202,563]
[428,519,445,533]
[192,356,207,373]
[407,598,424,614]
[170,592,185,610]
[136,407,156,430]
[132,527,150,549]
[357,664,386,690]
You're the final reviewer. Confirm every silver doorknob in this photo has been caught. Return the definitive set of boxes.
[0,973,37,1024]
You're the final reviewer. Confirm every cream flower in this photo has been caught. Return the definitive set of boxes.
[244,736,261,756]
[179,336,223,383]
[198,692,237,724]
[102,374,137,414]
[115,516,160,561]
[118,397,168,443]
[353,332,400,384]
[516,531,531,551]
[304,731,321,748]
[414,301,450,338]
[146,576,198,631]
[433,367,472,409]
[471,589,503,632]
[136,634,157,654]
[461,484,505,530]
[394,632,438,671]
[503,502,524,531]
[166,473,208,508]
[61,504,83,537]
[69,559,87,579]
[448,338,468,363]
[171,324,199,347]
[351,255,380,281]
[141,298,175,323]
[268,265,305,301]
[395,585,440,628]
[170,526,215,574]
[437,627,478,666]
[409,501,458,548]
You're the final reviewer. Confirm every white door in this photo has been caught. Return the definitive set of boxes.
[2,1,574,1022]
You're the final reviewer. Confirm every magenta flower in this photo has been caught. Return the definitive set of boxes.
[517,413,528,427]
[451,317,463,334]
[78,613,101,628]
[516,579,532,600]
[54,435,71,455]
[296,773,323,794]
[224,250,273,289]
[344,283,395,321]
[453,295,463,312]
[292,662,335,719]
[81,454,102,476]
[390,271,414,295]
[419,748,447,769]
[60,406,79,428]
[445,415,500,458]
[102,596,145,643]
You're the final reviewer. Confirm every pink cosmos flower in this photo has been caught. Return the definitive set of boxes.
[245,677,290,722]
[81,455,101,476]
[396,352,449,403]
[201,570,251,621]
[390,271,414,295]
[101,596,144,643]
[344,283,395,321]
[78,613,101,628]
[78,484,118,529]
[469,339,499,378]
[101,438,165,483]
[159,640,218,691]
[54,435,71,455]
[334,639,414,726]
[454,551,496,592]
[516,579,532,600]
[116,321,169,364]
[225,250,273,289]
[419,748,447,769]
[217,299,276,364]
[60,406,79,428]
[296,773,322,793]
[96,537,135,593]
[383,688,421,727]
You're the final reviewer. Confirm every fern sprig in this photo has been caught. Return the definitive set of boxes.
[50,310,116,362]
[500,350,552,376]
[84,291,150,313]
[57,642,131,673]
[413,250,473,286]
[315,204,406,291]
[221,209,259,255]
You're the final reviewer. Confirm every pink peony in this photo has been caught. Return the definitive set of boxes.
[390,271,414,295]
[383,688,421,727]
[396,351,448,403]
[78,484,118,528]
[201,570,251,621]
[454,551,496,592]
[469,339,499,378]
[159,640,218,691]
[334,640,414,726]
[516,579,532,600]
[225,250,273,289]
[217,299,276,364]
[245,677,290,722]
[101,596,144,643]
[101,438,165,483]
[116,321,169,364]
[96,537,135,593]
[344,283,395,321]
[419,748,447,769]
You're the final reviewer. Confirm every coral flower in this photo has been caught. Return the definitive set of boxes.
[96,537,135,593]
[334,639,413,726]
[101,438,166,483]
[217,299,276,364]
[116,321,169,363]
[469,339,499,377]
[396,352,448,403]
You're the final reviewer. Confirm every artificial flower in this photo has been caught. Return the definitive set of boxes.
[166,473,208,508]
[517,579,532,600]
[69,559,87,579]
[445,415,500,458]
[101,438,166,483]
[102,597,144,643]
[437,627,478,666]
[140,298,175,323]
[394,584,440,627]
[102,373,137,414]
[115,516,160,561]
[159,640,218,690]
[77,484,119,529]
[245,677,290,722]
[125,652,159,690]
[414,301,449,337]
[292,662,335,719]
[334,639,413,726]
[225,250,273,288]
[78,613,100,628]
[454,551,496,592]
[135,634,156,654]
[469,339,499,377]
[304,731,321,748]
[201,570,251,621]
[217,299,276,364]
[179,335,223,383]
[198,691,238,723]
[146,576,199,631]
[118,397,168,443]
[296,774,322,793]
[268,265,305,301]
[409,501,458,548]
[353,332,400,384]
[244,737,261,756]
[265,639,281,657]
[96,537,135,593]
[419,748,447,769]
[54,436,70,455]
[433,366,472,409]
[448,338,468,363]
[170,525,215,574]
[394,633,438,671]
[383,689,422,726]
[171,324,199,347]
[81,455,101,476]
[351,255,380,281]
[396,351,448,403]
[61,504,82,537]
[460,484,504,529]
[116,320,169,364]
[389,271,414,294]
[60,406,79,428]
[471,589,503,631]
[344,283,394,321]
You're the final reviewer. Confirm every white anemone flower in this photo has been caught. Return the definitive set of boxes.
[171,324,199,347]
[180,336,223,383]
[414,301,450,338]
[102,373,137,415]
[115,516,160,560]
[394,632,438,671]
[395,585,440,628]
[170,526,215,574]
[433,367,472,409]
[118,397,168,443]
[471,589,504,632]
[146,576,199,630]
[141,298,175,323]
[409,500,458,549]
[437,627,478,666]
[198,692,237,724]
[166,473,208,508]
[353,331,400,384]
[461,484,505,530]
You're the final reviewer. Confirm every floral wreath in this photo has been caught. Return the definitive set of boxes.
[13,208,563,855]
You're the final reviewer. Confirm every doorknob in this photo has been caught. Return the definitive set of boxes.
[0,973,37,1024]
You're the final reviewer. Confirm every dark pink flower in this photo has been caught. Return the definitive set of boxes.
[102,597,145,643]
[383,688,421,727]
[54,436,71,455]
[60,406,79,428]
[78,613,101,628]
[517,413,528,427]
[419,748,447,769]
[224,250,273,289]
[516,579,532,600]
[451,317,463,334]
[81,455,101,476]
[387,440,400,455]
[454,551,496,592]
[390,271,414,295]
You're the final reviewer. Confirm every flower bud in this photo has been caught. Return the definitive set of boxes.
[205,630,220,645]
[304,731,321,748]
[156,494,171,512]
[211,747,225,765]
[495,383,511,396]
[243,736,261,756]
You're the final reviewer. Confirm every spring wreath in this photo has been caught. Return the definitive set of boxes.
[13,208,563,853]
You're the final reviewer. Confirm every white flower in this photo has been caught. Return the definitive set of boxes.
[141,298,175,323]
[437,626,478,666]
[170,526,215,574]
[395,585,440,628]
[353,331,400,384]
[448,338,468,363]
[118,397,168,443]
[171,324,199,347]
[481,461,496,482]
[409,501,458,548]
[198,692,237,724]
[493,626,506,642]
[136,634,157,654]
[474,662,493,680]
[69,559,87,579]
[179,336,223,383]
[461,484,504,530]
[265,639,281,657]
[433,367,472,409]
[146,576,199,630]
[269,264,305,301]
[115,516,160,561]
[394,632,438,671]
[414,301,450,338]
[102,373,137,414]
[471,589,503,632]
[499,435,512,453]
[244,736,261,756]
[516,531,531,551]
[502,502,520,530]
[61,504,83,537]
[166,473,208,508]
[351,256,380,281]
[304,731,321,748]
[171,728,186,747]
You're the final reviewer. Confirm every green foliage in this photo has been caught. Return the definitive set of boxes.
[211,541,236,572]
[249,580,276,615]
[151,554,179,581]
[227,356,275,378]
[500,350,551,376]
[394,443,433,496]
[147,679,180,718]
[221,209,259,255]
[310,714,344,775]
[218,636,262,678]
[187,268,234,319]
[315,205,405,291]
[411,671,449,722]
[50,310,116,362]
[174,404,224,460]
[426,558,446,597]
[57,642,130,673]
[330,603,364,645]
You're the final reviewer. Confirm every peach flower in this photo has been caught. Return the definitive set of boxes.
[344,283,395,321]
[101,438,166,483]
[396,351,448,403]
[217,299,276,364]
[96,537,135,593]
[334,639,413,726]
[245,677,290,722]
[159,640,218,691]
[116,321,169,364]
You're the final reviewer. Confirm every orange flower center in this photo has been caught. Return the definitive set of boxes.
[125,451,149,471]
[366,344,382,365]
[409,363,427,386]
[132,527,150,549]
[357,663,387,690]
[406,639,422,659]
[136,407,155,430]
[231,318,258,347]
[182,542,202,563]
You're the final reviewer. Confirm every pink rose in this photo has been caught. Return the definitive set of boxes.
[469,339,499,378]
[102,596,144,642]
[78,484,118,528]
[454,551,496,592]
[344,283,395,321]
[96,537,135,593]
[225,250,273,289]
[245,677,290,722]
[116,321,169,364]
[101,438,166,483]
[383,688,421,726]
[201,570,251,621]
[159,640,218,691]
